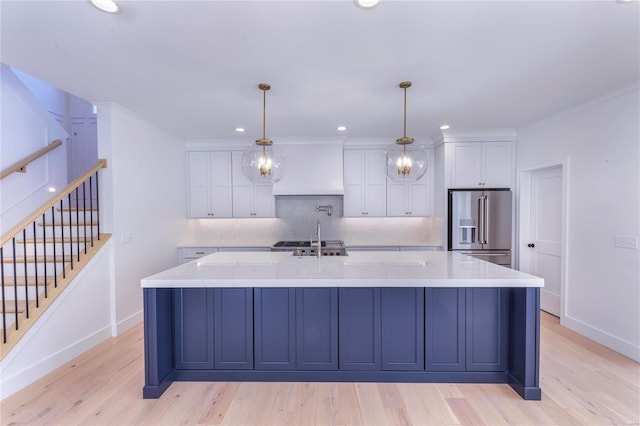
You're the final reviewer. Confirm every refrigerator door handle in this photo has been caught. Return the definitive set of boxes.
[483,195,489,245]
[477,196,484,245]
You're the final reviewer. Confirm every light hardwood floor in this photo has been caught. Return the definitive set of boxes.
[1,312,639,425]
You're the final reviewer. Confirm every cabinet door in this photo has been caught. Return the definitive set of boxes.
[339,288,381,370]
[214,288,253,369]
[408,180,431,216]
[296,288,338,370]
[465,288,508,371]
[231,151,274,218]
[187,152,212,218]
[232,183,254,218]
[173,288,214,369]
[450,143,483,188]
[252,184,275,217]
[381,288,424,370]
[386,182,407,217]
[254,288,295,370]
[481,143,512,188]
[364,150,387,216]
[343,151,366,217]
[425,288,465,371]
[209,152,233,217]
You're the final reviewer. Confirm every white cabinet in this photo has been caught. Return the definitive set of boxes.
[231,152,275,218]
[387,175,432,217]
[187,151,233,218]
[449,142,512,188]
[343,150,387,217]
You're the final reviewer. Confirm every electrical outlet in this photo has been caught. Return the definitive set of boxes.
[614,235,638,249]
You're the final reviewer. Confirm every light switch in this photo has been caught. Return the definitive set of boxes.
[121,233,133,244]
[614,235,638,249]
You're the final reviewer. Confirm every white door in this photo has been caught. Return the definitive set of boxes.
[529,166,563,316]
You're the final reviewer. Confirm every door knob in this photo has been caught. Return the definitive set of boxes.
[527,243,535,248]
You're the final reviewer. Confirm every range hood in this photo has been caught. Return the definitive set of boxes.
[272,142,344,195]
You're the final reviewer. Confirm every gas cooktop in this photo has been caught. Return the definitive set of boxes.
[271,240,346,256]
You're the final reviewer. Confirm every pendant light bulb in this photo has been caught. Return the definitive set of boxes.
[241,83,285,183]
[385,81,427,182]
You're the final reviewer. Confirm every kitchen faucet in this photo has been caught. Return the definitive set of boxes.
[311,220,321,258]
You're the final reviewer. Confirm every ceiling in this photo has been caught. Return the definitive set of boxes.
[1,0,638,142]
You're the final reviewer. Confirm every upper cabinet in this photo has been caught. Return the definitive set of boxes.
[343,150,387,217]
[231,152,275,218]
[448,142,513,188]
[187,151,233,218]
[387,177,432,217]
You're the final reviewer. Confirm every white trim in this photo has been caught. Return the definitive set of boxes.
[115,310,143,335]
[517,158,570,322]
[0,326,112,399]
[439,128,517,143]
[519,83,640,134]
[562,315,640,362]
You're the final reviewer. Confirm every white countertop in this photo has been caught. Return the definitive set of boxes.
[141,251,543,288]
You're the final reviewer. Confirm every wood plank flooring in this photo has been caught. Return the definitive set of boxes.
[1,312,639,425]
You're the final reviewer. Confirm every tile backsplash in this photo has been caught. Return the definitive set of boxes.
[182,195,443,247]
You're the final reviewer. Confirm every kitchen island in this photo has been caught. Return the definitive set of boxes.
[141,251,543,400]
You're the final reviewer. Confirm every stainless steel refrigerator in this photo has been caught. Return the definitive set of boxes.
[448,189,512,267]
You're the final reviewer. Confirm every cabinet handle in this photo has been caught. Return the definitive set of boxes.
[195,251,205,254]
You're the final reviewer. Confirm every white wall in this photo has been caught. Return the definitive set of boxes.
[0,64,69,233]
[96,103,186,333]
[516,85,640,361]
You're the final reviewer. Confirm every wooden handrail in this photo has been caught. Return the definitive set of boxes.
[0,159,108,247]
[0,140,64,180]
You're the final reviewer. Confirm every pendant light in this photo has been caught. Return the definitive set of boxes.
[241,83,285,183]
[385,81,427,182]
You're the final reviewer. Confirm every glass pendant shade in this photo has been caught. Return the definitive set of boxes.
[385,141,428,182]
[241,142,285,184]
[385,81,427,182]
[241,83,285,184]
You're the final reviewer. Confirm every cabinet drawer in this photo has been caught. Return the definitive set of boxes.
[181,247,218,259]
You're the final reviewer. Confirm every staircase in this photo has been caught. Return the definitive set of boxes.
[1,159,110,359]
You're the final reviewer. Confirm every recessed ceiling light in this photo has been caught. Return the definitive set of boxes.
[337,126,347,131]
[355,0,380,8]
[89,0,119,13]
[48,187,57,193]
[235,127,245,133]
[440,124,451,130]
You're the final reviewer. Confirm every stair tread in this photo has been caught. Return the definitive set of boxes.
[1,276,54,286]
[38,222,99,227]
[0,300,27,314]
[2,255,74,264]
[16,237,92,244]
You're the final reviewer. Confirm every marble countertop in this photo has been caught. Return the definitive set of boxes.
[142,251,543,288]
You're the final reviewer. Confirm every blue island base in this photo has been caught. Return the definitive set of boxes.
[143,286,541,400]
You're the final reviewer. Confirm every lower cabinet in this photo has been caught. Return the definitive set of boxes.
[173,287,508,374]
[339,288,381,370]
[339,288,425,371]
[213,288,254,369]
[425,287,508,372]
[295,288,338,370]
[173,288,214,370]
[254,288,296,370]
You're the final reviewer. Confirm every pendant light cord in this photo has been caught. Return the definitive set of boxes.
[403,85,407,139]
[262,87,267,140]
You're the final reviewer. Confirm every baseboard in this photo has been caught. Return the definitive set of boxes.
[0,326,112,400]
[116,310,143,335]
[562,315,640,362]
